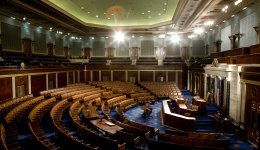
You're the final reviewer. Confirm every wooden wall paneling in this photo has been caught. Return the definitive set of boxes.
[58,72,67,88]
[15,75,29,97]
[168,71,176,82]
[113,71,126,81]
[48,73,56,89]
[128,71,138,83]
[22,38,31,56]
[31,74,46,96]
[93,71,99,81]
[140,71,153,81]
[0,77,12,101]
[80,71,85,82]
[155,71,166,82]
[86,71,91,81]
[47,43,54,57]
[68,72,73,84]
[245,83,260,148]
[101,71,111,81]
[178,71,183,89]
[75,71,78,83]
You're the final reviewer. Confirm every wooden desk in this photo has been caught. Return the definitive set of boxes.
[90,119,123,135]
[193,98,207,113]
[162,100,196,132]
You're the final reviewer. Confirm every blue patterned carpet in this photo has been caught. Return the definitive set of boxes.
[123,100,258,150]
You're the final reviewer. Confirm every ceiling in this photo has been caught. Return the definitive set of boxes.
[44,0,179,28]
[0,0,258,36]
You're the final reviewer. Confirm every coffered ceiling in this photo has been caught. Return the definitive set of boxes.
[0,0,258,36]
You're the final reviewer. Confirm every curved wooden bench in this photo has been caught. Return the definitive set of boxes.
[28,97,60,150]
[0,124,8,150]
[51,98,98,150]
[3,96,45,150]
[0,94,33,122]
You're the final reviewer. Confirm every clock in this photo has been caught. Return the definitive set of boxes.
[20,62,25,69]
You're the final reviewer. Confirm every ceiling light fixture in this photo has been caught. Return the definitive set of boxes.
[188,34,195,39]
[204,20,214,26]
[234,0,242,6]
[231,15,235,17]
[158,34,165,38]
[243,7,247,10]
[108,17,110,19]
[194,27,204,34]
[222,5,228,12]
[96,15,99,18]
[23,17,26,20]
[11,16,16,19]
[81,6,84,9]
[171,34,180,43]
[114,31,125,42]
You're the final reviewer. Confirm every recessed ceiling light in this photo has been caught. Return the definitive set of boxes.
[108,17,110,19]
[23,17,26,20]
[132,35,135,38]
[158,13,161,16]
[243,7,247,10]
[142,12,145,15]
[147,10,151,13]
[91,37,94,40]
[11,16,16,19]
[164,3,167,5]
[88,12,90,14]
[163,8,166,11]
[50,27,52,30]
[106,37,108,39]
[210,29,213,30]
[96,15,99,18]
[223,20,225,22]
[104,12,106,14]
[81,6,84,9]
[112,14,114,16]
[231,15,235,17]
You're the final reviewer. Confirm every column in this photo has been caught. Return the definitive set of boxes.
[138,71,140,82]
[125,71,128,82]
[28,75,31,94]
[84,65,87,82]
[204,74,207,99]
[166,71,168,82]
[46,74,49,90]
[99,70,101,81]
[12,76,16,98]
[187,71,190,90]
[90,70,93,81]
[56,73,58,88]
[153,71,155,82]
[111,71,113,81]
[175,71,178,83]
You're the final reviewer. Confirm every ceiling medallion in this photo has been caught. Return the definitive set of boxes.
[106,5,125,19]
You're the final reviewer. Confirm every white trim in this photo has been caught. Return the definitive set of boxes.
[28,75,31,94]
[12,76,16,98]
[99,70,101,81]
[46,73,48,90]
[55,73,58,88]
